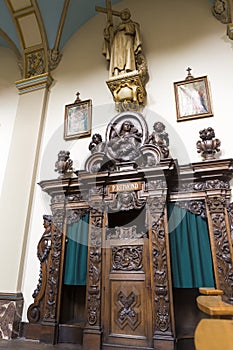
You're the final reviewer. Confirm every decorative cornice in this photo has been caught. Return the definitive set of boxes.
[15,73,53,94]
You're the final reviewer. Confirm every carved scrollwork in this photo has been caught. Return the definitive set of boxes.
[66,208,89,225]
[145,180,166,191]
[51,194,66,204]
[194,179,230,191]
[44,223,62,321]
[147,196,171,334]
[112,246,143,271]
[86,208,103,327]
[176,200,206,219]
[66,193,83,202]
[108,191,145,211]
[227,202,233,243]
[107,225,147,239]
[51,208,65,231]
[206,196,226,212]
[89,186,105,196]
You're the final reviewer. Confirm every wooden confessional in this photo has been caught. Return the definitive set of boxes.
[23,111,233,350]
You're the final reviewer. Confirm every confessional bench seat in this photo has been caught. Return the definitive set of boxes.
[194,318,233,350]
[196,288,233,317]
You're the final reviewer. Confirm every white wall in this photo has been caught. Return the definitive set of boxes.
[18,0,233,320]
[0,47,20,194]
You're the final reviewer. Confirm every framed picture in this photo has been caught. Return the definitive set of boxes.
[64,97,92,140]
[174,75,213,122]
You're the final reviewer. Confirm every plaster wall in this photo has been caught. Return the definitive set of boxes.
[0,47,20,194]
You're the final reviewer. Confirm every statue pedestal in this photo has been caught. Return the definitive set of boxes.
[106,70,146,111]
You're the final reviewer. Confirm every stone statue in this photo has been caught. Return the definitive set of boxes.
[97,2,142,78]
[104,8,142,77]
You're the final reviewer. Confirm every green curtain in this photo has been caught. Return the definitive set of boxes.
[168,203,215,288]
[63,213,89,285]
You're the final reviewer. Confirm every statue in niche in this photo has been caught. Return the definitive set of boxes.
[107,120,143,162]
[88,133,105,154]
[148,122,170,158]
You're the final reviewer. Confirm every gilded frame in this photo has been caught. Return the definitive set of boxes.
[64,99,92,140]
[174,75,213,122]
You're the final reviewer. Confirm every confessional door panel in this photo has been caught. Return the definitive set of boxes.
[102,238,153,349]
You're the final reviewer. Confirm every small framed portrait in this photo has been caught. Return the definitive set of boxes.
[64,95,92,140]
[174,73,213,122]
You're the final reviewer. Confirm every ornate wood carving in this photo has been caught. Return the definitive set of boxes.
[54,150,73,178]
[85,205,104,327]
[147,196,173,335]
[116,291,140,330]
[227,202,233,243]
[176,200,206,219]
[27,215,63,325]
[196,127,221,160]
[66,208,89,225]
[112,246,143,271]
[206,195,233,303]
[107,225,147,239]
[108,191,145,211]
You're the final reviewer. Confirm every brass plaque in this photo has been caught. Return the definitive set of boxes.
[109,182,142,193]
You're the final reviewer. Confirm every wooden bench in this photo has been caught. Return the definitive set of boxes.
[194,318,233,350]
[198,287,223,296]
[196,295,233,317]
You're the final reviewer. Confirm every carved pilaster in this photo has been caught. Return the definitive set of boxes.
[227,202,233,243]
[83,204,104,349]
[147,195,174,341]
[206,195,233,303]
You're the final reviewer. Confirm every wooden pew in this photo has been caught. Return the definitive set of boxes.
[196,295,233,317]
[194,318,233,350]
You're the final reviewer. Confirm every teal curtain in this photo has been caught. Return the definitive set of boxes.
[63,213,89,285]
[168,203,215,288]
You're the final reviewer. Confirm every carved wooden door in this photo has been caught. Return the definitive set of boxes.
[102,236,153,349]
